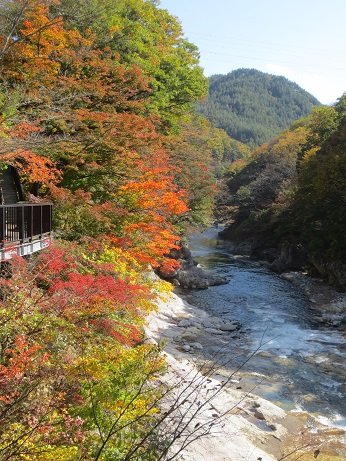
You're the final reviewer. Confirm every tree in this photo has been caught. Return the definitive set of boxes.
[0,1,192,267]
[0,2,262,458]
[56,0,208,130]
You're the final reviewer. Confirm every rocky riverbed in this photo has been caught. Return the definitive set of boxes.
[146,287,346,461]
[147,227,346,460]
[146,289,287,461]
[281,271,346,329]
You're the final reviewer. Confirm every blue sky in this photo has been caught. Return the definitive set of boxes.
[159,0,346,104]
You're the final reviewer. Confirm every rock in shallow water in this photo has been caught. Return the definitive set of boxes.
[180,327,200,342]
[173,266,228,289]
[219,320,239,332]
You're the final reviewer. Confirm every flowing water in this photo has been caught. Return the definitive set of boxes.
[181,227,346,428]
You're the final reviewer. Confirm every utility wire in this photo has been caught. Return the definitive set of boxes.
[198,49,346,73]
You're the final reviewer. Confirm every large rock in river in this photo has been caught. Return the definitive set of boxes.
[173,265,228,289]
[156,242,228,289]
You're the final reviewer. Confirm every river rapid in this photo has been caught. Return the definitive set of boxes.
[180,227,346,428]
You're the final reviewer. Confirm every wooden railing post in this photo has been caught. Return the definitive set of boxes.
[40,205,43,237]
[19,206,24,243]
[0,207,3,246]
[30,205,33,240]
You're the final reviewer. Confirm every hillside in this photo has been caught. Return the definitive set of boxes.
[197,68,320,146]
[220,95,346,286]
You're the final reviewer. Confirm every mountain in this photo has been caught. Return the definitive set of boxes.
[197,68,320,146]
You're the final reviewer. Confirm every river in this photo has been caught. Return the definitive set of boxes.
[180,227,346,428]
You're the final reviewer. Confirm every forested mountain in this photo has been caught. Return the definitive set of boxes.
[197,68,320,146]
[221,94,346,286]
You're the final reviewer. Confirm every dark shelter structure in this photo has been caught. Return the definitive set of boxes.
[0,166,52,260]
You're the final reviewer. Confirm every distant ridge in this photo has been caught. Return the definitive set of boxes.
[197,68,320,146]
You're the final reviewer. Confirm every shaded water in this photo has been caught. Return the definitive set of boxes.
[181,228,346,427]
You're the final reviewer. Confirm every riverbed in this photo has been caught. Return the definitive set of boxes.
[180,227,346,429]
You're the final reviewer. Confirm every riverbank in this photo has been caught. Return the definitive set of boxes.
[145,288,346,461]
[281,271,346,329]
[146,290,285,461]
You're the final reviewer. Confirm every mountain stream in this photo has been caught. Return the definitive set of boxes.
[180,227,346,428]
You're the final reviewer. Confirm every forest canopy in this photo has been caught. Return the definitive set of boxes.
[197,68,320,146]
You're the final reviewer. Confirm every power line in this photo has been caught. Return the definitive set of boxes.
[193,35,346,65]
[188,31,345,59]
[198,49,346,73]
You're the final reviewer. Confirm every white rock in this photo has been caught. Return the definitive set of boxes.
[178,319,192,328]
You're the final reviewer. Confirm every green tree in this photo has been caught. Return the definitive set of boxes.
[57,0,208,130]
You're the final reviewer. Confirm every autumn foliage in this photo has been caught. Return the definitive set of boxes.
[0,243,172,459]
[0,0,213,459]
[0,0,201,264]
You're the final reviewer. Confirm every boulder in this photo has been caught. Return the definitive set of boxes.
[310,256,346,289]
[155,240,229,289]
[173,266,228,290]
[180,327,200,342]
[178,319,192,328]
[219,321,238,332]
[253,409,266,421]
[191,342,203,350]
[270,243,308,273]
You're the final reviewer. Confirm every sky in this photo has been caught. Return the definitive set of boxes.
[159,0,346,104]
